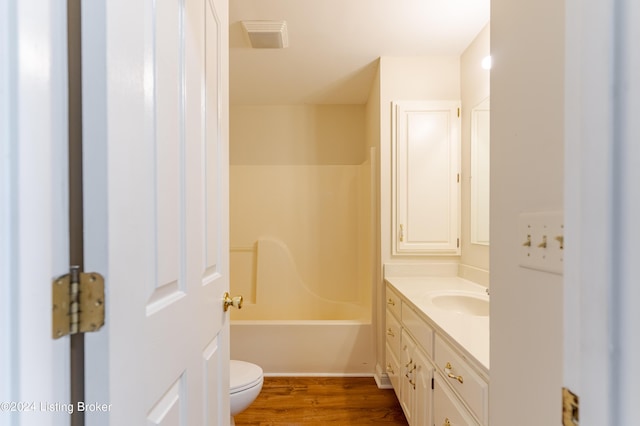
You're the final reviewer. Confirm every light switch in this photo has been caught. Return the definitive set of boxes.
[518,211,564,274]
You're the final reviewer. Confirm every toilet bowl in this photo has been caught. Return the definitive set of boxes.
[229,360,263,424]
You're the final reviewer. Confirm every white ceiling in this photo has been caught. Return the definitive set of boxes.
[229,0,490,105]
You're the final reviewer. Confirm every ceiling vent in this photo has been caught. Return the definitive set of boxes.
[241,20,289,49]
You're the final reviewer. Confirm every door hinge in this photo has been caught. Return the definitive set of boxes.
[562,387,579,426]
[52,266,105,339]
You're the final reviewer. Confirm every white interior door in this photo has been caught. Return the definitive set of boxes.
[81,0,230,424]
[1,1,70,425]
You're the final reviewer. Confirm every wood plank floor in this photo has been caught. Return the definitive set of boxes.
[233,377,408,426]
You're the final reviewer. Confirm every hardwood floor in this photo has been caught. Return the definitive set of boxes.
[233,377,408,426]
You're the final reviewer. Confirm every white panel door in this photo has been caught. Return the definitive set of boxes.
[1,1,70,425]
[81,0,230,424]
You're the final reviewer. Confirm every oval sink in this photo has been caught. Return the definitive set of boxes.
[427,291,489,317]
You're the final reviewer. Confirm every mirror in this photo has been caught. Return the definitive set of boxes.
[471,97,490,245]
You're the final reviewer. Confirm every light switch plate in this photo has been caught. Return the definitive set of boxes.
[518,211,564,274]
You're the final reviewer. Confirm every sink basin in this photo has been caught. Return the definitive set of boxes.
[427,291,489,317]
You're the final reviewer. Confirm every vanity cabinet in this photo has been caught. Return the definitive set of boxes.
[433,374,480,426]
[401,330,434,426]
[391,101,461,256]
[386,283,488,426]
[434,335,488,423]
[386,286,434,426]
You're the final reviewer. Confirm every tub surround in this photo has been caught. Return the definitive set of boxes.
[385,275,489,372]
[231,238,370,321]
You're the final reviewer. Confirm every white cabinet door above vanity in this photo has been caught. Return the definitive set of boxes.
[392,101,461,255]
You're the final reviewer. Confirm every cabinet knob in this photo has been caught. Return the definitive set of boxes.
[444,418,451,426]
[386,328,395,337]
[387,298,395,306]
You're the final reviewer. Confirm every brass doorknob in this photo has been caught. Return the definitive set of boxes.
[223,292,243,311]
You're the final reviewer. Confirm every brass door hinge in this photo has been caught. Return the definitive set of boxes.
[562,387,579,426]
[52,266,105,339]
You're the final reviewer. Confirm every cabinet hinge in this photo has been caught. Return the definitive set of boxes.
[457,238,460,248]
[431,377,434,390]
[457,173,460,183]
[457,107,460,117]
[52,266,105,339]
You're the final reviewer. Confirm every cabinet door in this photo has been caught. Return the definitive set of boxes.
[392,101,461,255]
[401,330,434,426]
[413,344,434,426]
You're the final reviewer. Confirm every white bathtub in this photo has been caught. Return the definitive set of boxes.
[230,320,375,376]
[229,157,376,375]
[229,238,375,375]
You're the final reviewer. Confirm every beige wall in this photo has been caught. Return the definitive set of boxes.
[365,63,383,379]
[230,105,365,165]
[490,0,564,424]
[460,25,490,283]
[374,56,461,380]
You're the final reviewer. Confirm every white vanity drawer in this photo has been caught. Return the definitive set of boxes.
[434,335,487,424]
[386,285,402,319]
[434,374,481,426]
[402,303,434,357]
[386,309,402,360]
[385,342,401,398]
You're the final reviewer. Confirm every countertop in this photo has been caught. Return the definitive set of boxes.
[384,276,490,375]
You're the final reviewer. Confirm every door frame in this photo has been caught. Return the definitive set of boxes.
[1,1,71,424]
[564,0,640,423]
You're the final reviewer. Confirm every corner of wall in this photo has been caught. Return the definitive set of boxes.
[460,24,490,274]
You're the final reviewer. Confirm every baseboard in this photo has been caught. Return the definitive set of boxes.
[263,372,375,378]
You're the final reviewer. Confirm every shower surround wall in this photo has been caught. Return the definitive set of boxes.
[229,105,372,322]
[229,104,375,374]
[230,164,372,320]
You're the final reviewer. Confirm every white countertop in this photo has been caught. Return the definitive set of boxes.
[385,276,490,374]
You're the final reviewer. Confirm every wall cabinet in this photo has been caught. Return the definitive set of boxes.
[386,283,488,426]
[392,101,461,255]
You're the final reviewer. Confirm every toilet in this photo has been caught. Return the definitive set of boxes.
[229,360,263,425]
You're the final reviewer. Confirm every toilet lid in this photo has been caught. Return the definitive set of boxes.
[230,360,263,394]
